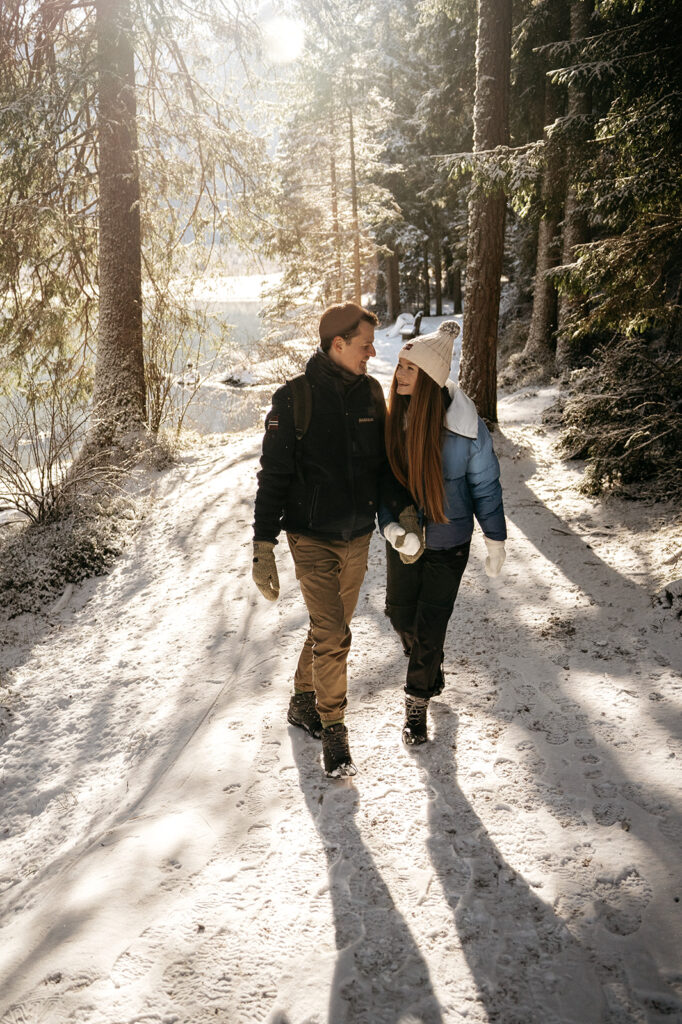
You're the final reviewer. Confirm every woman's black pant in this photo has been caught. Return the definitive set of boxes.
[385,541,470,699]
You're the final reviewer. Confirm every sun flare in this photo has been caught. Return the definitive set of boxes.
[261,15,305,65]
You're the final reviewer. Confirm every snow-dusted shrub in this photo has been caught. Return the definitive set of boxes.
[0,362,92,524]
[559,335,682,500]
[0,496,139,617]
[497,321,538,389]
[143,429,182,471]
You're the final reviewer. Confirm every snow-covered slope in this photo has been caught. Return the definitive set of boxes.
[0,338,680,1023]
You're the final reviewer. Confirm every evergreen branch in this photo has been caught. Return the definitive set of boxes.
[534,14,669,57]
[549,46,680,86]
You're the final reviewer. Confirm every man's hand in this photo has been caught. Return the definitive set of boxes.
[252,541,280,601]
[397,504,424,564]
[484,538,506,578]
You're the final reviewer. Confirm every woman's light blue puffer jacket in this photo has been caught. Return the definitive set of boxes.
[379,380,507,549]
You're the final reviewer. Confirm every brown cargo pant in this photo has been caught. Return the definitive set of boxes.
[287,531,372,725]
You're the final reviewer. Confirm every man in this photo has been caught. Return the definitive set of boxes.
[252,302,406,778]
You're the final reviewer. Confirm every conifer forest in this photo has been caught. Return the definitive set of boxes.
[2,0,680,510]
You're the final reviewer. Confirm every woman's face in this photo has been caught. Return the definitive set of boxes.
[395,358,419,396]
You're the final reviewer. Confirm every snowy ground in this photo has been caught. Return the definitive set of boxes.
[1,316,681,1023]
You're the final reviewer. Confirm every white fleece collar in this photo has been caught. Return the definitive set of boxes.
[443,379,479,438]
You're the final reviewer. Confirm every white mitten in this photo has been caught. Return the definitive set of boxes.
[484,538,506,578]
[384,522,421,557]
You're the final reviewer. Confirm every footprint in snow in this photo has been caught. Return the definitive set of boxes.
[594,866,652,936]
[592,800,628,827]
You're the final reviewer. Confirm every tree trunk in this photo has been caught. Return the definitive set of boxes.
[460,0,512,422]
[422,243,430,314]
[92,0,145,446]
[523,76,564,367]
[556,0,592,371]
[329,117,343,303]
[453,266,463,314]
[444,247,463,314]
[434,235,443,316]
[386,251,400,322]
[375,255,387,318]
[348,107,362,305]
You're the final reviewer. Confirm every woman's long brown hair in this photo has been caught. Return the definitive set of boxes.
[385,368,447,524]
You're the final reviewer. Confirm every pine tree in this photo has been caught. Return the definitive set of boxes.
[91,0,146,446]
[522,1,569,369]
[258,3,395,341]
[368,0,476,316]
[555,0,593,370]
[546,0,682,496]
[459,0,513,421]
[1,0,263,461]
[0,2,99,383]
[550,0,681,343]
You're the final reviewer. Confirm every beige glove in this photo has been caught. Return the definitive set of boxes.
[484,538,506,578]
[252,541,280,601]
[397,504,425,564]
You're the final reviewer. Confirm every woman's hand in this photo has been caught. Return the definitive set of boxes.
[397,504,425,564]
[484,538,506,578]
[384,522,422,558]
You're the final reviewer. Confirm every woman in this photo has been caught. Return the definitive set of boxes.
[379,320,507,745]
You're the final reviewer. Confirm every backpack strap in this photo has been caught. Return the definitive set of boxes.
[287,373,312,441]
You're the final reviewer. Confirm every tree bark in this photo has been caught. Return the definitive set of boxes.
[453,266,462,314]
[348,106,362,305]
[92,0,145,446]
[556,0,592,370]
[329,116,343,303]
[375,255,387,318]
[444,247,463,313]
[386,251,400,322]
[523,76,564,367]
[460,0,512,422]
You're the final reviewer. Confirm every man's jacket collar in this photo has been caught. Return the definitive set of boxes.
[308,348,364,391]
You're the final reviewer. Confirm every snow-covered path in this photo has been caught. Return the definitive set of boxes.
[1,385,680,1023]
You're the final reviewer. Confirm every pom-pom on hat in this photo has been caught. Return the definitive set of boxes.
[398,319,461,387]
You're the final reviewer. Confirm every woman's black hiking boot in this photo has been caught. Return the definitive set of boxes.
[322,723,357,777]
[287,691,322,739]
[402,695,429,745]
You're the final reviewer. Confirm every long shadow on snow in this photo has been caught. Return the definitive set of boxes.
[292,735,445,1024]
[351,522,681,1015]
[356,441,681,852]
[418,708,606,1023]
[0,521,266,944]
[0,587,271,1007]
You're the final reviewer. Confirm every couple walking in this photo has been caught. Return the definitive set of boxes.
[252,302,507,778]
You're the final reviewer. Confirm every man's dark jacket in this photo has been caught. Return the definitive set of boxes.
[254,351,404,544]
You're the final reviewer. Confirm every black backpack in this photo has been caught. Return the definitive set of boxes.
[287,372,385,441]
